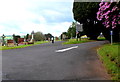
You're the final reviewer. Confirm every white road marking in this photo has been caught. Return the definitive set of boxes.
[55,46,78,52]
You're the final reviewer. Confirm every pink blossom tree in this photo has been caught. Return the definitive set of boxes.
[97,0,120,29]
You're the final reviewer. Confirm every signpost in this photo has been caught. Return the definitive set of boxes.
[110,30,113,45]
[76,23,83,32]
[76,22,83,41]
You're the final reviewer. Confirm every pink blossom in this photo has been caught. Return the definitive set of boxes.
[99,2,104,6]
[103,10,111,16]
[96,0,120,29]
[118,21,120,24]
[118,15,120,17]
[105,15,109,19]
[106,25,110,28]
[111,6,118,12]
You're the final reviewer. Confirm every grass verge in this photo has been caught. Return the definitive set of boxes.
[62,38,95,45]
[98,43,120,80]
[0,41,49,50]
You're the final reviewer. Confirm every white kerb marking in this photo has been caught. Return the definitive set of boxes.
[55,46,78,52]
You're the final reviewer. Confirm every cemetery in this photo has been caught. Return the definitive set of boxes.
[0,32,49,50]
[1,33,34,47]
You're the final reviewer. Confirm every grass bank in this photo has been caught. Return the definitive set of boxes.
[62,38,95,45]
[0,41,49,50]
[98,43,120,80]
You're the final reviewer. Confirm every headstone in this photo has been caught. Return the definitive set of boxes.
[18,38,25,45]
[7,40,14,43]
[18,38,24,44]
[7,40,14,47]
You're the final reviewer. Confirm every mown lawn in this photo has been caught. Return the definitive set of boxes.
[62,38,95,45]
[98,43,120,80]
[0,41,49,50]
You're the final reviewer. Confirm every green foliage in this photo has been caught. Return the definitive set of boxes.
[34,31,45,41]
[25,34,29,42]
[67,22,76,39]
[73,2,103,40]
[73,2,99,23]
[44,33,53,40]
[12,34,20,43]
[98,43,120,80]
[62,32,67,35]
[72,2,119,42]
[60,32,68,40]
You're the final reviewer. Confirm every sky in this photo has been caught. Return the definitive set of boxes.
[0,0,74,37]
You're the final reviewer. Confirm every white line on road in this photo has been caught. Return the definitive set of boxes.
[55,46,78,53]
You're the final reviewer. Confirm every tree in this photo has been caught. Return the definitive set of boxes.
[55,36,59,40]
[61,32,68,40]
[97,0,120,42]
[67,22,76,39]
[12,34,20,43]
[73,2,99,23]
[73,2,102,40]
[44,33,53,40]
[25,34,29,42]
[34,32,45,41]
[73,1,120,41]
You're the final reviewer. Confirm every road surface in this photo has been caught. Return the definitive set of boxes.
[2,41,110,80]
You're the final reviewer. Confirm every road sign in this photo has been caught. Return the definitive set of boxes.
[110,30,113,35]
[76,23,83,32]
[110,30,113,45]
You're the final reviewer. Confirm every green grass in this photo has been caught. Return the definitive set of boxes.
[34,41,49,45]
[98,43,120,80]
[0,41,49,50]
[62,38,95,45]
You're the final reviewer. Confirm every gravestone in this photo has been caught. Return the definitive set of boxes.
[18,38,26,45]
[7,40,14,47]
[18,38,24,44]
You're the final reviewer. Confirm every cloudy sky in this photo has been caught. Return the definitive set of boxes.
[0,0,74,37]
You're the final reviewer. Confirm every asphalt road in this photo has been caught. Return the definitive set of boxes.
[2,41,110,80]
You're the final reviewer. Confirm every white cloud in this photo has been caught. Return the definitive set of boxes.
[0,0,74,37]
[19,21,72,37]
